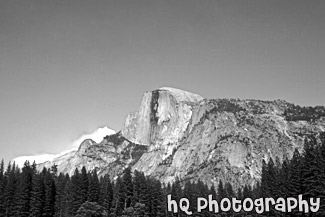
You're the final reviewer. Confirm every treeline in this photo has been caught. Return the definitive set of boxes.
[0,162,167,217]
[284,104,325,121]
[0,133,325,216]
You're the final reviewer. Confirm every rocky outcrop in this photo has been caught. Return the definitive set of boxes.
[38,133,148,178]
[38,87,325,189]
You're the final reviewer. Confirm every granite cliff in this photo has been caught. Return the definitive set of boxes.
[38,87,325,188]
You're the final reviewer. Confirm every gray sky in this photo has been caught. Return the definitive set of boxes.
[1,0,324,162]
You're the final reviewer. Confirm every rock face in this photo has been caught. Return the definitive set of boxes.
[39,87,325,188]
[38,133,148,178]
[122,87,203,147]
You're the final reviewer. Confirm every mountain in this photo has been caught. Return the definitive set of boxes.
[13,126,115,167]
[37,87,325,188]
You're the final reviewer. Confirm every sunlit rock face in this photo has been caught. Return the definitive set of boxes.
[122,93,325,189]
[38,88,325,189]
[121,87,203,146]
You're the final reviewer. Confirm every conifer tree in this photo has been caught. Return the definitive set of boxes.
[88,169,100,203]
[43,169,56,217]
[112,176,125,217]
[122,167,133,209]
[80,166,89,203]
[319,133,325,214]
[261,159,270,197]
[288,148,303,197]
[217,180,226,201]
[278,157,290,198]
[54,172,69,217]
[70,168,83,215]
[99,174,113,215]
[132,170,142,205]
[225,182,235,198]
[0,159,6,215]
[267,157,278,197]
[16,161,33,216]
[3,162,19,216]
[243,184,252,199]
[62,174,72,217]
[30,168,46,217]
[149,178,165,217]
[301,136,321,199]
[183,180,194,210]
[237,187,243,200]
[170,177,182,216]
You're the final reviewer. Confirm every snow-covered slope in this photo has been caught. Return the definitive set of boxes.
[13,126,115,167]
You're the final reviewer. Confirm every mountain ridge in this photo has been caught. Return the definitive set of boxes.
[35,87,325,188]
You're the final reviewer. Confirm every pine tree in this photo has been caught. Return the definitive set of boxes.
[243,184,252,199]
[99,174,113,215]
[267,157,278,197]
[318,133,325,215]
[149,179,165,217]
[70,168,83,215]
[0,159,5,215]
[54,172,69,217]
[3,162,19,216]
[132,170,142,205]
[278,157,290,198]
[80,166,89,204]
[301,136,321,198]
[122,167,133,209]
[237,187,243,200]
[170,177,182,216]
[43,169,56,217]
[16,161,33,216]
[225,182,235,198]
[217,180,226,201]
[30,168,46,217]
[261,159,270,197]
[111,176,125,217]
[88,169,100,203]
[288,148,303,197]
[63,174,73,217]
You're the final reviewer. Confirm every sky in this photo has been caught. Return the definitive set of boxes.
[1,0,324,162]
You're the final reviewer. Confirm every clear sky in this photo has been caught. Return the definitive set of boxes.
[1,0,324,162]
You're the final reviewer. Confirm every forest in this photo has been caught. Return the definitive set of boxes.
[0,132,325,216]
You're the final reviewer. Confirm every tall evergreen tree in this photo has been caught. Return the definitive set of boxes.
[0,159,6,215]
[80,166,89,203]
[217,180,226,202]
[278,157,290,198]
[3,162,19,216]
[54,172,69,217]
[122,167,133,209]
[69,168,83,215]
[288,148,303,197]
[112,176,125,217]
[16,161,33,216]
[43,169,56,217]
[99,174,113,215]
[261,159,270,197]
[30,168,46,217]
[88,169,100,203]
[301,136,321,198]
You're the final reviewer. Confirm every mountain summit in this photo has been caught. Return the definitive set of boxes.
[38,88,325,188]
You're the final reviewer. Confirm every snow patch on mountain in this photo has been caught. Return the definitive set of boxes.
[12,126,115,167]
